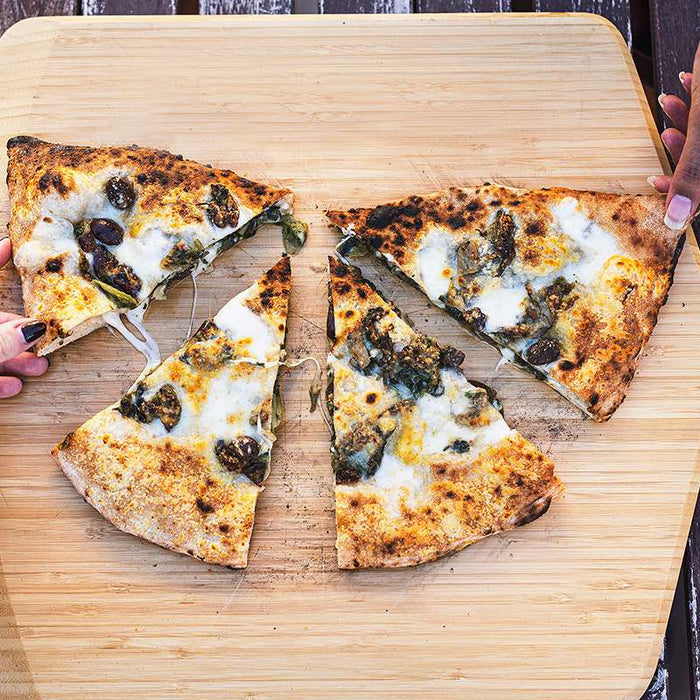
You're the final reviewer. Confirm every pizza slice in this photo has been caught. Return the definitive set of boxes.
[7,136,305,359]
[53,257,291,567]
[327,257,563,569]
[327,185,684,421]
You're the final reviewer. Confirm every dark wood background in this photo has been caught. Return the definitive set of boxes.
[0,1,699,698]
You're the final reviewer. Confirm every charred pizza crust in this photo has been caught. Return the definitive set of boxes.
[53,257,291,568]
[7,136,293,355]
[327,257,563,569]
[327,185,684,421]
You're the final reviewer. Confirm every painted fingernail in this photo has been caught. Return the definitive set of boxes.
[20,321,46,343]
[658,93,667,108]
[664,195,693,230]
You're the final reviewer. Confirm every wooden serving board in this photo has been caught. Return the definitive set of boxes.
[0,13,698,699]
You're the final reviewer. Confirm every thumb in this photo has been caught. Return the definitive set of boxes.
[666,43,700,230]
[0,319,47,364]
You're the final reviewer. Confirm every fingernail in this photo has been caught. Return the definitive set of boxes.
[20,321,46,343]
[647,176,658,187]
[664,195,693,230]
[680,71,687,85]
[658,93,667,108]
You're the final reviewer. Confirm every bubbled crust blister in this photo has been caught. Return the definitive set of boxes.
[328,257,563,569]
[52,258,291,568]
[327,185,685,421]
[6,136,292,354]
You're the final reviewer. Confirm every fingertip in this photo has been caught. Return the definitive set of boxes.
[0,238,11,268]
[0,376,22,399]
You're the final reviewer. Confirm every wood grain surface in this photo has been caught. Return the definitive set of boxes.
[83,0,177,15]
[0,13,697,700]
[534,0,631,45]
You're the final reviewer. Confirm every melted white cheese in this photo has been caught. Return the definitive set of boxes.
[214,289,277,362]
[371,451,425,518]
[417,370,511,455]
[551,197,620,286]
[110,225,175,300]
[103,309,161,374]
[416,228,456,303]
[14,217,80,274]
[470,285,528,333]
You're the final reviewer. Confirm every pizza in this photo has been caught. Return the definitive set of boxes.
[326,256,563,569]
[53,257,290,567]
[7,136,305,360]
[327,185,684,421]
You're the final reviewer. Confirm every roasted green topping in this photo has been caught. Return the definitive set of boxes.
[468,379,503,415]
[117,383,181,431]
[482,210,516,277]
[215,436,267,486]
[336,235,369,260]
[271,383,284,431]
[106,177,135,210]
[389,335,443,397]
[93,279,139,309]
[281,214,308,255]
[455,390,490,425]
[445,439,470,454]
[207,184,239,229]
[179,321,234,371]
[456,237,486,276]
[526,337,560,366]
[346,327,371,369]
[92,245,142,297]
[541,277,577,314]
[90,218,124,246]
[348,307,447,398]
[161,239,204,270]
[335,418,396,484]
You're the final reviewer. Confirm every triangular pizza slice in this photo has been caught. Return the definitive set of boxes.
[327,185,684,421]
[7,136,303,357]
[327,257,563,569]
[53,257,291,568]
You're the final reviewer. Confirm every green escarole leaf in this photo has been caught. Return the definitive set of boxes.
[93,279,139,310]
[281,214,308,255]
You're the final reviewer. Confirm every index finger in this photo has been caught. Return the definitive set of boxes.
[0,238,10,268]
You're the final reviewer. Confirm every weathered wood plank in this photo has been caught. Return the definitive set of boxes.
[650,5,700,698]
[640,644,668,700]
[0,0,77,37]
[534,1,631,47]
[686,504,700,700]
[415,0,509,13]
[83,0,176,13]
[650,0,700,103]
[200,0,292,14]
[318,0,409,13]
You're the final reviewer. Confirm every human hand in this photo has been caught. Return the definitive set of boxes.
[649,42,700,230]
[0,238,49,397]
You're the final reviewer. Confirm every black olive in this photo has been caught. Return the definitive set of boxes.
[243,458,268,487]
[90,218,124,246]
[92,245,142,296]
[526,338,560,366]
[439,346,465,368]
[215,436,261,472]
[106,177,135,210]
